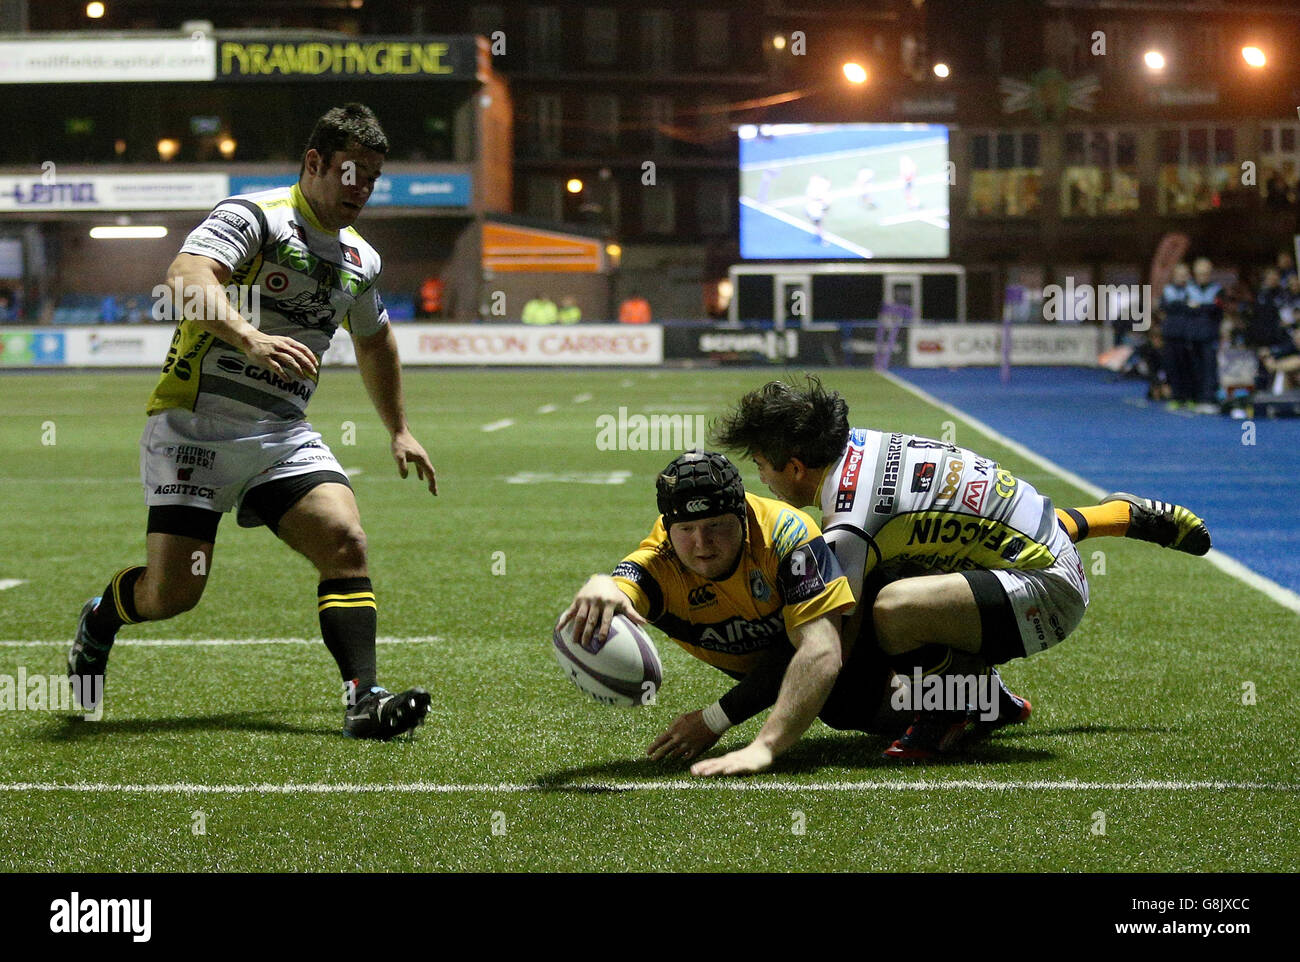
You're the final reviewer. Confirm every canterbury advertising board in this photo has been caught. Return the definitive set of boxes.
[907,323,1101,366]
[393,324,663,366]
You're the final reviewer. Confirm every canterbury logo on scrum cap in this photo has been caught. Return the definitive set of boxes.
[685,499,712,512]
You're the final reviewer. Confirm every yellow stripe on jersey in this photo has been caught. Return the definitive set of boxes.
[871,510,1058,575]
[146,319,220,415]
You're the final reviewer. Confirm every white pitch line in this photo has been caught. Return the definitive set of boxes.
[537,404,558,414]
[880,369,1300,615]
[480,419,515,432]
[0,636,441,648]
[0,779,1293,794]
[0,580,26,591]
[572,393,593,404]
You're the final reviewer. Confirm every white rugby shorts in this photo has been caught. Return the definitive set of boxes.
[989,540,1090,657]
[140,408,346,527]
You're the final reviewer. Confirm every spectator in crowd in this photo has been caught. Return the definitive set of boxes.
[1186,257,1225,413]
[557,295,581,325]
[618,293,651,324]
[1277,250,1296,286]
[1246,268,1288,352]
[1266,169,1293,211]
[417,277,444,319]
[0,287,15,323]
[521,292,558,325]
[1158,262,1196,408]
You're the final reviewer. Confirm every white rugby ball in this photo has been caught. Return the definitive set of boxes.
[553,613,662,707]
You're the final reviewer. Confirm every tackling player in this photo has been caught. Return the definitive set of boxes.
[713,376,1212,758]
[558,451,1020,776]
[68,104,435,740]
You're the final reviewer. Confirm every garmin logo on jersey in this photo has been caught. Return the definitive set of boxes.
[836,446,864,511]
[873,433,903,515]
[243,365,313,402]
[49,892,151,942]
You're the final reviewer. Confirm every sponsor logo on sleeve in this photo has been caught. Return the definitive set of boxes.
[936,459,964,501]
[962,478,988,512]
[771,509,809,558]
[873,433,903,515]
[341,244,362,267]
[835,445,864,512]
[611,561,648,586]
[782,545,827,602]
[911,461,936,493]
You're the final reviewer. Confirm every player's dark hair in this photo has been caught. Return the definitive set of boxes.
[712,375,850,470]
[300,103,389,176]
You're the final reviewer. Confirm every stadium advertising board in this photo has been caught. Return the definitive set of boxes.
[404,325,663,366]
[739,123,950,260]
[218,36,478,81]
[907,323,1101,366]
[0,38,216,83]
[228,173,472,208]
[0,174,230,211]
[661,325,842,365]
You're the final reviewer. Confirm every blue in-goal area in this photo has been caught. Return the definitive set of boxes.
[890,366,1300,596]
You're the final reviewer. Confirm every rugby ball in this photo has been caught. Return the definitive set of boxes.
[553,614,662,707]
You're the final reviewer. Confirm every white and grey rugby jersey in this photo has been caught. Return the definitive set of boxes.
[818,428,1072,601]
[147,183,387,423]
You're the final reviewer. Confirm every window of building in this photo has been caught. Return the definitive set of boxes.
[645,95,673,155]
[1156,125,1238,214]
[968,131,1041,216]
[696,176,732,235]
[527,6,562,72]
[530,93,563,159]
[527,174,563,222]
[641,179,676,234]
[1060,128,1139,216]
[584,8,618,66]
[470,5,504,43]
[695,11,729,68]
[585,94,619,154]
[1259,121,1300,211]
[641,10,673,73]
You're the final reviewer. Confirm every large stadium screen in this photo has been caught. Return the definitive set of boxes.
[739,123,950,260]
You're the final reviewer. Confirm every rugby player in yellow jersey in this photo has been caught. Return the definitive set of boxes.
[68,104,435,739]
[560,451,960,777]
[713,376,1212,758]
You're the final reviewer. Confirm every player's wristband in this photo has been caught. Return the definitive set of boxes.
[701,701,732,735]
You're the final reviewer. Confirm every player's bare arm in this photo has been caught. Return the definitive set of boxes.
[558,575,648,651]
[691,612,845,777]
[353,324,437,495]
[164,252,318,381]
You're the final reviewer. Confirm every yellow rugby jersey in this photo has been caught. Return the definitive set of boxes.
[147,183,387,423]
[612,492,855,675]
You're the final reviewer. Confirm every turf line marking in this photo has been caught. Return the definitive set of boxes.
[572,393,593,403]
[480,419,515,433]
[879,369,1300,615]
[0,779,1294,794]
[537,404,558,414]
[739,197,875,259]
[0,580,26,591]
[0,636,440,648]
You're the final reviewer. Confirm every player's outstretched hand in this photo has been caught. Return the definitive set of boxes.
[392,430,437,495]
[244,331,319,381]
[557,574,648,652]
[647,710,721,762]
[690,741,774,777]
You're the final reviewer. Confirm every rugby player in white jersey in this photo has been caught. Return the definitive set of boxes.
[714,376,1211,759]
[69,104,435,739]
